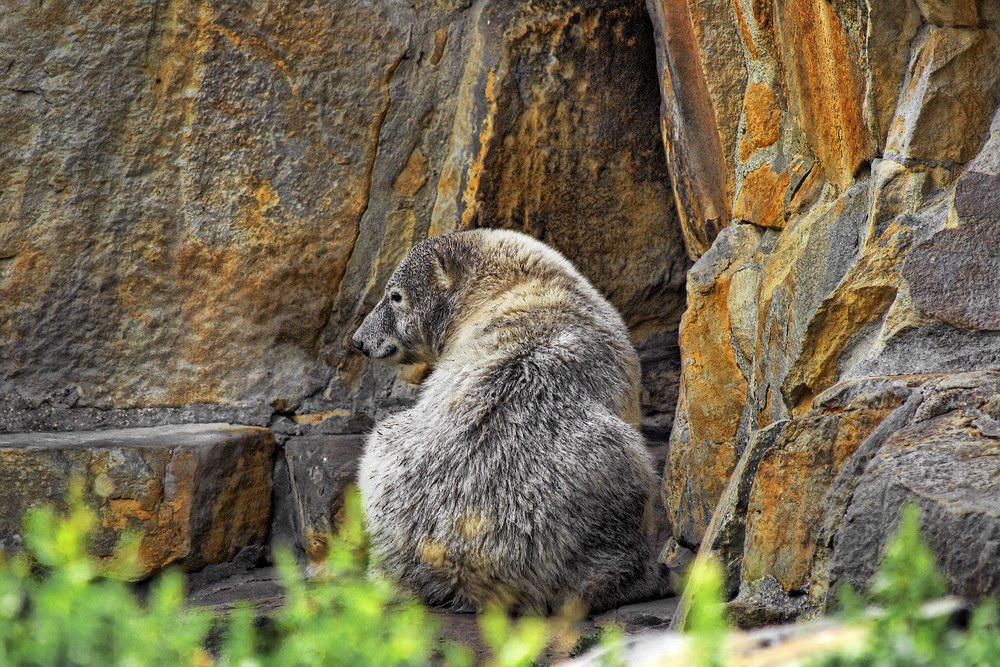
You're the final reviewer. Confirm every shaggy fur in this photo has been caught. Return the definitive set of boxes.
[352,229,660,613]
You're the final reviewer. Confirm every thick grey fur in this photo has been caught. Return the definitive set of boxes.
[352,229,660,613]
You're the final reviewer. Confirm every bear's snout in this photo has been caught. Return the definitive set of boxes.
[351,307,400,361]
[349,333,397,360]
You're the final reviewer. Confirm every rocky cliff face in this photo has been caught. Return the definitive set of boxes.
[648,0,1000,620]
[0,0,688,439]
[1,0,998,615]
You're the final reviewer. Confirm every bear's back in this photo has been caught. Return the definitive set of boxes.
[365,359,654,611]
[438,229,642,426]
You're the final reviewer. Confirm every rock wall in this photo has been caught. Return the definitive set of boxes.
[649,0,1000,620]
[0,0,688,440]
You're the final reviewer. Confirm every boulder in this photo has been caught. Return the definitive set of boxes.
[657,0,1000,594]
[281,434,365,568]
[885,28,1000,166]
[0,424,274,578]
[677,372,1000,623]
[0,1,413,420]
[662,98,999,623]
[665,179,872,547]
[645,0,745,258]
[830,372,1000,604]
[915,0,979,26]
[665,224,760,546]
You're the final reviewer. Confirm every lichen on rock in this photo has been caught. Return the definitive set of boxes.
[650,0,1000,620]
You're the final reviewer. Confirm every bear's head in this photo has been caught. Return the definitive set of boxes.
[351,236,465,365]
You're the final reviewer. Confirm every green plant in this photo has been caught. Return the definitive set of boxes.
[0,485,558,667]
[232,490,445,667]
[0,485,215,666]
[592,624,626,667]
[671,504,1000,667]
[479,606,550,667]
[681,556,728,667]
[12,491,996,667]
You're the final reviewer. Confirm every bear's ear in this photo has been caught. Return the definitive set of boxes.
[431,245,458,290]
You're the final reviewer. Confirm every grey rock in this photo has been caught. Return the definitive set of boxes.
[593,597,679,633]
[849,322,1000,379]
[658,537,695,595]
[0,398,274,435]
[727,576,807,629]
[268,448,300,561]
[284,433,366,568]
[904,176,1000,332]
[830,374,1000,603]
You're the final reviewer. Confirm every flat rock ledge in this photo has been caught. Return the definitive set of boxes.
[0,424,275,578]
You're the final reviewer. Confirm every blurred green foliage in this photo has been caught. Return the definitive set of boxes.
[683,558,727,667]
[677,504,1000,667]
[1,490,997,667]
[810,504,1000,667]
[0,484,560,667]
[0,485,216,667]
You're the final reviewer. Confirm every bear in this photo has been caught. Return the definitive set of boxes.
[351,229,661,613]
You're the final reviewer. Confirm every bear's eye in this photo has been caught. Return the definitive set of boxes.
[389,290,403,304]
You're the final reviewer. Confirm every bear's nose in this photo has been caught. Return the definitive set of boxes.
[351,337,368,356]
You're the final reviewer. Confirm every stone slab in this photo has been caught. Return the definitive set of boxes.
[0,424,275,578]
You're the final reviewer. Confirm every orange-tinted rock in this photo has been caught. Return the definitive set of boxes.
[785,164,826,217]
[741,400,901,592]
[753,180,871,424]
[668,277,745,537]
[782,231,906,415]
[732,164,790,229]
[773,0,875,190]
[0,425,274,578]
[393,148,429,197]
[915,0,979,26]
[715,370,1000,620]
[0,1,409,417]
[665,225,761,545]
[683,374,926,622]
[647,0,747,258]
[846,108,1000,381]
[739,82,782,162]
[885,28,1000,165]
[657,0,1000,628]
[674,420,789,612]
[454,3,687,331]
[866,159,943,240]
